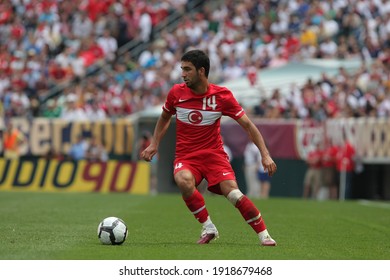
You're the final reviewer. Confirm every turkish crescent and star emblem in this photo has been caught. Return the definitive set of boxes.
[188,111,203,124]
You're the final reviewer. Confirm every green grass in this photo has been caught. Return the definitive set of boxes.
[0,192,389,260]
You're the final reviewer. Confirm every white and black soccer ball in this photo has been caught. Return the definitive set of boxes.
[97,217,128,245]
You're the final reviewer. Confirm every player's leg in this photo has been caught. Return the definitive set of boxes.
[220,180,277,246]
[203,151,276,246]
[174,168,218,244]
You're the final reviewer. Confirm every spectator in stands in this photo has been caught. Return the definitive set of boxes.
[97,29,118,62]
[319,36,338,58]
[54,46,76,76]
[77,39,105,71]
[7,88,30,118]
[48,60,72,88]
[84,99,107,121]
[42,99,61,118]
[60,93,87,121]
[3,0,390,123]
[138,8,153,43]
[72,11,93,39]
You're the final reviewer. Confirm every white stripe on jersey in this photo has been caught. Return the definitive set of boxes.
[235,109,244,116]
[163,104,171,112]
[176,107,222,126]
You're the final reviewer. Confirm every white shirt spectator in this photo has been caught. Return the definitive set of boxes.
[244,142,261,198]
[60,94,88,121]
[270,17,288,35]
[72,12,93,39]
[139,12,152,42]
[244,142,260,166]
[319,38,338,58]
[97,30,118,62]
[85,102,107,121]
[11,90,30,111]
[0,73,10,96]
[222,61,244,81]
[55,46,75,69]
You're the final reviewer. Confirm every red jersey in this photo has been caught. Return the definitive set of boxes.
[335,142,355,172]
[163,83,245,158]
[322,145,337,168]
[306,148,322,169]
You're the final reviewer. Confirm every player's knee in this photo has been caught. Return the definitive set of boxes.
[226,189,244,206]
[174,170,195,195]
[175,170,193,184]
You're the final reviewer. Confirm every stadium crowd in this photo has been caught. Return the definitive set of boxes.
[1,0,390,121]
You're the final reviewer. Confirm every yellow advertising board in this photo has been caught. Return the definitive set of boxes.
[0,159,150,194]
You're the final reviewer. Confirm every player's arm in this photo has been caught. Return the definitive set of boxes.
[236,114,277,176]
[141,110,172,162]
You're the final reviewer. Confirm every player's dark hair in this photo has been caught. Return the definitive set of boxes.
[181,49,210,78]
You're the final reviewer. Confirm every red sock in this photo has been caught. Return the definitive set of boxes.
[235,195,266,233]
[183,189,209,223]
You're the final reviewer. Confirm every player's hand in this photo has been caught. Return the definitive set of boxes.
[262,156,277,177]
[141,144,157,162]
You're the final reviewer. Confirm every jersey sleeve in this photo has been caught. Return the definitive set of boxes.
[162,86,177,115]
[222,89,245,120]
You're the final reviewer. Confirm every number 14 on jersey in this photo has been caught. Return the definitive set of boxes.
[202,96,217,110]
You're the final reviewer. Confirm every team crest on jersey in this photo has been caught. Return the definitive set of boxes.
[187,111,203,124]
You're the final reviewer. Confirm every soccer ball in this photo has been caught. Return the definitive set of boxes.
[97,217,128,245]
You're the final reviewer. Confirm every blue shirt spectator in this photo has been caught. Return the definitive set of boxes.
[68,135,88,161]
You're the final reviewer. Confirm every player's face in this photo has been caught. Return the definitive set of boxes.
[181,61,201,89]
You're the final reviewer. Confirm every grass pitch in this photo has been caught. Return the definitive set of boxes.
[0,192,389,260]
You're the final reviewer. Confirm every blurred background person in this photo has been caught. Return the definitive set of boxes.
[302,142,323,199]
[244,141,262,198]
[336,140,356,200]
[3,119,26,159]
[258,151,272,199]
[85,136,108,162]
[321,138,338,200]
[68,134,88,161]
[42,99,61,118]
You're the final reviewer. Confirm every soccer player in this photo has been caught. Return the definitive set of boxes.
[141,50,277,246]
